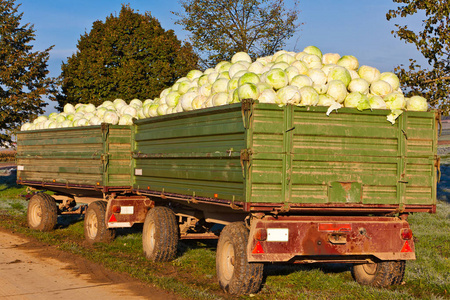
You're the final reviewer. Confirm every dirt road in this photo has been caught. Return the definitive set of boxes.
[0,229,180,300]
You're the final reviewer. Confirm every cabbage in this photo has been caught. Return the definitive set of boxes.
[327,80,348,103]
[122,105,138,117]
[63,103,76,114]
[187,69,203,80]
[212,92,229,106]
[215,61,232,73]
[358,65,380,83]
[192,95,207,109]
[89,116,102,125]
[147,104,159,117]
[344,92,370,111]
[238,83,260,100]
[321,64,337,76]
[299,86,319,106]
[248,61,264,74]
[212,78,229,94]
[307,69,327,86]
[103,111,119,124]
[228,62,248,78]
[231,52,252,64]
[322,53,340,65]
[313,84,328,94]
[275,53,296,65]
[271,62,290,70]
[258,89,278,103]
[177,81,192,94]
[180,91,198,111]
[277,86,301,105]
[337,55,359,70]
[348,78,370,94]
[130,99,142,108]
[257,82,272,93]
[207,71,220,84]
[384,92,406,110]
[199,84,212,97]
[166,91,181,107]
[368,95,387,109]
[328,66,351,87]
[198,74,209,86]
[264,68,288,90]
[380,72,400,91]
[370,80,393,97]
[317,94,337,106]
[157,104,169,115]
[285,66,300,82]
[290,75,313,89]
[406,95,428,111]
[238,72,260,86]
[291,60,308,75]
[302,54,322,69]
[303,45,323,59]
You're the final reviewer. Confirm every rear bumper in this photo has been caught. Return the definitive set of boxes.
[247,215,415,263]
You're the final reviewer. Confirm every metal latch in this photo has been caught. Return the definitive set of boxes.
[240,148,252,178]
[241,98,254,129]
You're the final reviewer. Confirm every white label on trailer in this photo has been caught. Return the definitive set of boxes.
[108,222,132,228]
[17,165,24,171]
[267,228,289,242]
[120,206,134,215]
[135,169,143,176]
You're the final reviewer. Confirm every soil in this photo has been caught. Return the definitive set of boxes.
[0,227,184,300]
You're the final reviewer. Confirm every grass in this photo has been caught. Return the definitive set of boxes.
[0,171,449,299]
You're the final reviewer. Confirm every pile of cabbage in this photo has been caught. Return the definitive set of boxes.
[21,45,428,131]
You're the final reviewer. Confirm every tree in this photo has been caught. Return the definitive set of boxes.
[0,0,54,146]
[386,1,450,114]
[57,5,198,109]
[173,0,301,68]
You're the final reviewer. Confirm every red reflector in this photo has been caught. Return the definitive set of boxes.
[318,223,352,232]
[252,242,264,254]
[108,214,117,223]
[214,193,218,198]
[401,228,413,240]
[112,205,121,213]
[401,240,413,253]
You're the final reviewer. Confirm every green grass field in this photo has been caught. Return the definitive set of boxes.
[0,169,448,300]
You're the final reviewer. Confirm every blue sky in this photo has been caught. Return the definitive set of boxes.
[17,0,426,113]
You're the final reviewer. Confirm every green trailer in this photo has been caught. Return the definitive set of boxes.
[16,101,439,295]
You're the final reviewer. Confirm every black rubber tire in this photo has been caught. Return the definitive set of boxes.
[142,206,178,262]
[84,201,116,244]
[216,222,264,295]
[352,260,406,287]
[27,193,58,232]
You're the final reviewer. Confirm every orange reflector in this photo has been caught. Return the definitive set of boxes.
[252,242,264,254]
[401,240,413,253]
[52,179,56,183]
[147,186,150,190]
[96,182,100,186]
[214,193,218,198]
[108,214,117,223]
[112,205,121,213]
[318,223,352,232]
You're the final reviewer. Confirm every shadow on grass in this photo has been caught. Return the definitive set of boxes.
[0,169,20,191]
[437,165,450,204]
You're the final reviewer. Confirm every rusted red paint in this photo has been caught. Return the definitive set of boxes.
[247,215,415,263]
[106,196,154,226]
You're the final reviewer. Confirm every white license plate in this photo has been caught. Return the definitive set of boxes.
[267,228,289,242]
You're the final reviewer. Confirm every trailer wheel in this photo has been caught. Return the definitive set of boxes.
[27,193,57,232]
[142,206,178,262]
[84,201,115,244]
[216,222,264,295]
[352,260,406,287]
